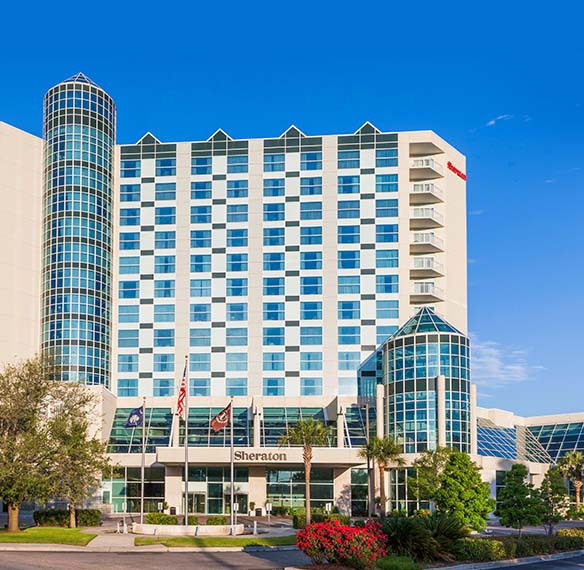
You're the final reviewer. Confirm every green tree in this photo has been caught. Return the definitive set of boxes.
[411,446,454,507]
[359,436,405,517]
[558,451,584,509]
[539,466,570,537]
[433,452,495,531]
[496,464,542,535]
[279,418,331,525]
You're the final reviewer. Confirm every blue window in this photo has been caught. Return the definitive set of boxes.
[154,329,174,347]
[377,325,398,344]
[338,250,360,269]
[227,155,248,173]
[300,202,322,220]
[301,152,322,170]
[190,328,211,346]
[190,353,210,371]
[226,327,248,346]
[263,353,285,371]
[155,255,176,273]
[376,275,399,293]
[155,231,176,249]
[227,303,247,321]
[226,353,248,372]
[227,228,248,247]
[376,224,398,243]
[118,354,138,373]
[264,153,285,172]
[264,203,285,221]
[119,305,139,323]
[301,352,323,371]
[301,301,322,320]
[120,208,140,226]
[120,232,140,250]
[301,226,322,245]
[376,148,398,168]
[264,179,285,197]
[190,279,211,297]
[154,279,175,298]
[264,277,284,296]
[301,377,322,396]
[227,253,248,272]
[376,250,398,268]
[156,158,176,176]
[118,379,138,397]
[338,276,360,294]
[156,206,176,225]
[377,300,399,319]
[154,379,174,397]
[264,327,285,346]
[120,160,140,178]
[338,225,360,243]
[190,377,210,397]
[300,177,322,195]
[191,206,211,224]
[376,174,398,192]
[226,378,248,396]
[191,156,212,175]
[190,303,211,322]
[120,184,140,202]
[120,256,139,274]
[264,227,285,246]
[263,377,285,396]
[226,278,248,296]
[155,182,176,200]
[118,330,139,348]
[263,302,284,321]
[154,354,175,372]
[154,304,175,322]
[301,326,322,345]
[300,251,322,270]
[338,326,360,345]
[227,180,248,198]
[338,352,361,371]
[338,301,360,320]
[191,230,211,248]
[264,252,285,271]
[119,280,139,299]
[227,204,248,223]
[338,176,360,194]
[191,181,211,199]
[338,150,360,169]
[190,254,211,273]
[376,199,398,218]
[301,276,322,295]
[338,200,360,219]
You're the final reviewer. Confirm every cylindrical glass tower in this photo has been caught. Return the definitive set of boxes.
[382,307,471,453]
[41,73,115,386]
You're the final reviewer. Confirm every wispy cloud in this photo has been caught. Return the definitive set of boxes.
[468,209,484,216]
[486,114,513,127]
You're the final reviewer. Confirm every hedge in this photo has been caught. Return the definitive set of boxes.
[206,515,227,525]
[187,515,199,525]
[293,512,350,529]
[33,509,101,527]
[144,513,178,525]
[375,556,421,570]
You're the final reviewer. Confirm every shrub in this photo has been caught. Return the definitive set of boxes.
[33,509,101,527]
[418,513,469,560]
[144,512,178,525]
[557,528,584,538]
[76,509,101,527]
[376,555,421,570]
[292,511,350,529]
[514,535,554,557]
[187,515,199,525]
[381,515,439,562]
[455,538,510,562]
[206,515,227,525]
[554,534,584,551]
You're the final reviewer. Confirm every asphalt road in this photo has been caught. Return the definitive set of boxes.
[491,555,584,570]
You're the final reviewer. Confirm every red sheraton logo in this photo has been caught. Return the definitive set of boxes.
[447,161,467,180]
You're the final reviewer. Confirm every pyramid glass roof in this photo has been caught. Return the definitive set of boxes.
[390,307,463,338]
[63,73,100,87]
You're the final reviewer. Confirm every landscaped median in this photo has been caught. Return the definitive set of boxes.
[134,534,298,548]
[0,528,96,546]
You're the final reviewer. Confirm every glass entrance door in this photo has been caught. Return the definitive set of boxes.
[187,493,206,514]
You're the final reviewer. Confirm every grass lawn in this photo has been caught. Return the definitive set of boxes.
[0,528,96,546]
[135,534,298,548]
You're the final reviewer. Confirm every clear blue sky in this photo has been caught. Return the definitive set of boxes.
[2,0,583,416]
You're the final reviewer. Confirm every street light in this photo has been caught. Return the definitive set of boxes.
[362,404,373,518]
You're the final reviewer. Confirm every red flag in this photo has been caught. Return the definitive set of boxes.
[211,403,231,433]
[176,361,187,419]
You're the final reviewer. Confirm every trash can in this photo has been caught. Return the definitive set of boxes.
[255,508,263,517]
[170,507,176,515]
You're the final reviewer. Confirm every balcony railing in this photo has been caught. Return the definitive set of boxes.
[411,158,444,173]
[411,257,444,274]
[411,232,444,248]
[410,183,444,204]
[410,207,444,229]
[411,282,444,302]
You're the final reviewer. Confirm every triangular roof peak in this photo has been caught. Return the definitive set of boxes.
[136,132,161,145]
[354,121,380,135]
[390,307,463,339]
[207,128,232,142]
[279,125,306,138]
[63,72,100,87]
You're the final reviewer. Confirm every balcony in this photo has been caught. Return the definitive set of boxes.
[410,257,444,278]
[410,158,444,181]
[410,183,444,205]
[410,207,444,229]
[411,282,444,304]
[410,232,444,254]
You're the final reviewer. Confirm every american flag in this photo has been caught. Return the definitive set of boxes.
[176,359,187,419]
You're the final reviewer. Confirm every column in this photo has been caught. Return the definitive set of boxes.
[333,467,352,515]
[253,403,261,448]
[337,405,345,448]
[470,383,478,455]
[164,465,183,514]
[376,383,384,438]
[437,375,446,447]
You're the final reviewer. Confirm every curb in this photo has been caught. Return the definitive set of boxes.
[0,543,300,553]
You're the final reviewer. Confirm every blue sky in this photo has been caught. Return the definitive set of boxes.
[2,0,583,415]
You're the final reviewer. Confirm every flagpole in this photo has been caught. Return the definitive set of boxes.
[230,396,234,529]
[184,355,189,526]
[140,396,146,524]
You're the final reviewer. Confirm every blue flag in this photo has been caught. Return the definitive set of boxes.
[125,406,144,428]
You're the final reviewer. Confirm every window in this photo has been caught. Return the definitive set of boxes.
[376,174,398,192]
[190,353,210,371]
[118,379,138,397]
[376,275,399,293]
[301,352,323,370]
[301,202,322,220]
[264,227,285,246]
[377,325,398,344]
[301,326,322,345]
[264,179,285,197]
[338,301,360,320]
[226,378,248,396]
[120,160,140,178]
[339,351,361,371]
[154,379,174,397]
[263,377,284,396]
[376,224,398,243]
[120,256,139,274]
[338,276,360,294]
[191,181,211,199]
[119,280,139,299]
[154,304,175,322]
[301,152,322,170]
[118,354,138,373]
[227,228,248,247]
[227,253,248,272]
[377,300,399,319]
[376,148,398,168]
[301,276,322,295]
[301,301,322,320]
[301,377,322,396]
[155,255,176,273]
[191,205,211,224]
[155,231,176,249]
[190,328,211,346]
[376,250,398,268]
[227,180,248,198]
[338,175,360,194]
[191,230,211,248]
[119,305,139,323]
[156,206,176,225]
[154,354,175,372]
[300,251,322,270]
[301,177,322,195]
[264,252,285,271]
[338,326,360,345]
[338,150,360,169]
[338,250,360,269]
[190,377,210,397]
[264,153,285,172]
[156,158,176,176]
[120,232,140,250]
[264,203,285,221]
[120,208,140,226]
[226,327,247,346]
[264,327,285,346]
[227,303,247,321]
[301,226,322,245]
[263,302,284,320]
[190,303,211,322]
[263,277,284,296]
[154,329,174,347]
[227,155,248,173]
[120,184,140,202]
[263,353,285,371]
[376,199,398,218]
[118,330,139,348]
[338,200,360,219]
[226,353,248,371]
[191,156,212,175]
[226,278,248,296]
[155,182,176,200]
[227,204,248,223]
[190,279,211,297]
[338,225,360,244]
[190,254,211,273]
[154,279,175,298]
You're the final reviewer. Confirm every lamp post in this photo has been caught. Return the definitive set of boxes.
[362,403,373,517]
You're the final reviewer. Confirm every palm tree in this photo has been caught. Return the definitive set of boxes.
[559,451,584,509]
[279,418,331,525]
[359,436,405,518]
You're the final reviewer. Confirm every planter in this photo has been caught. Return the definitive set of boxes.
[132,523,245,537]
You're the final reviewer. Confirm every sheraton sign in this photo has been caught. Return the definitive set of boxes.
[234,450,287,462]
[447,161,467,180]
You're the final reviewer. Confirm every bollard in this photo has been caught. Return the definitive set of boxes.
[253,520,257,535]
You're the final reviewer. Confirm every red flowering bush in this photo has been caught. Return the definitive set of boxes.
[297,519,387,569]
